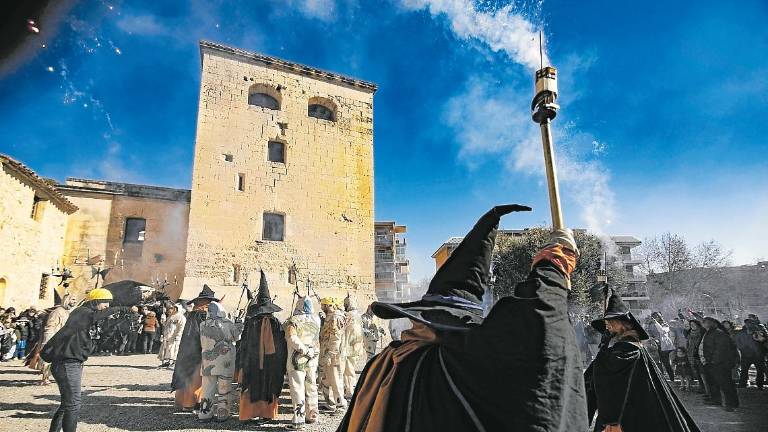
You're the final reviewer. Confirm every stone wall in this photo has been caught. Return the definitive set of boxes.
[60,180,190,301]
[0,165,70,308]
[182,42,376,316]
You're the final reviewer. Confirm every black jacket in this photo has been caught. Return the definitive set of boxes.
[701,328,738,367]
[41,305,128,363]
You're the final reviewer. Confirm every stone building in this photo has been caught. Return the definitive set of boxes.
[182,41,376,313]
[58,179,191,300]
[374,221,410,303]
[0,154,78,308]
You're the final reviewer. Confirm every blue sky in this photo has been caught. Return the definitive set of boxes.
[1,0,767,281]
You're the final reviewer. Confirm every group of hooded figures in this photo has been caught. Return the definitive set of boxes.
[164,204,704,432]
[169,270,383,428]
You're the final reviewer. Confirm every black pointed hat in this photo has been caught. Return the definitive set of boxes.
[186,284,219,305]
[246,270,282,317]
[591,288,649,340]
[371,204,531,331]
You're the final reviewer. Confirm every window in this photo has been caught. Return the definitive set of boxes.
[237,173,245,191]
[249,93,280,109]
[262,212,285,241]
[222,153,233,162]
[39,273,49,299]
[308,104,335,121]
[31,195,44,221]
[308,96,337,121]
[268,141,285,163]
[123,218,146,243]
[248,83,281,110]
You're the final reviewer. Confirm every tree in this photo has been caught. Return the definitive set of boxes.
[491,228,626,319]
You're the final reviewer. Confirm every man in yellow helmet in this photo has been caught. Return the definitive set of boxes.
[41,288,130,432]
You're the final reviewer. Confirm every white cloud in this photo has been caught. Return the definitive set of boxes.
[400,0,545,70]
[284,0,338,21]
[444,76,615,234]
[116,15,170,37]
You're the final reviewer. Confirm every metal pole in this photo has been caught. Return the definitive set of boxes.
[539,118,564,230]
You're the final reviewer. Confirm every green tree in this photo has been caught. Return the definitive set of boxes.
[491,228,626,319]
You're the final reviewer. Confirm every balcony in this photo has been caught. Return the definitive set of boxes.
[621,254,643,265]
[375,271,395,282]
[375,235,393,247]
[626,274,647,283]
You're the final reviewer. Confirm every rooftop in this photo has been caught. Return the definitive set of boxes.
[200,40,378,92]
[611,235,642,246]
[430,236,464,258]
[0,154,78,214]
[59,178,191,202]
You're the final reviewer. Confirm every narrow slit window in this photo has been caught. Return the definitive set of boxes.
[237,173,245,191]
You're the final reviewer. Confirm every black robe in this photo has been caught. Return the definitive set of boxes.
[338,261,588,432]
[584,335,701,432]
[237,314,287,403]
[171,310,206,391]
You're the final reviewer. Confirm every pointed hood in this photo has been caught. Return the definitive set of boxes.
[371,204,531,331]
[591,288,649,340]
[293,296,314,316]
[246,270,282,317]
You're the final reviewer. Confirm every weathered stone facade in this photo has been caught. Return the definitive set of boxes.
[182,41,376,314]
[59,179,190,300]
[0,155,77,308]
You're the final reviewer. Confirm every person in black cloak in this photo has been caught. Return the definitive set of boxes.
[237,270,288,422]
[171,285,218,410]
[337,204,588,432]
[584,289,701,432]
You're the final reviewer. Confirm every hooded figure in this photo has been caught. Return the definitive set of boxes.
[237,271,288,422]
[338,204,588,432]
[584,289,701,432]
[171,285,218,409]
[284,296,322,429]
[319,296,347,412]
[158,303,186,367]
[341,294,365,398]
[198,302,240,421]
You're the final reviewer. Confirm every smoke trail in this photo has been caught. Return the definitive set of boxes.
[400,0,546,70]
[408,1,616,235]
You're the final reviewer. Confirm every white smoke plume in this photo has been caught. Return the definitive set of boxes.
[400,0,546,70]
[408,0,616,235]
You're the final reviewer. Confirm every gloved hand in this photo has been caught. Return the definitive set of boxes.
[549,228,579,256]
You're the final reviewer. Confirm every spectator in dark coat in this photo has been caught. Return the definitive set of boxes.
[734,318,766,389]
[701,317,739,412]
[686,320,706,393]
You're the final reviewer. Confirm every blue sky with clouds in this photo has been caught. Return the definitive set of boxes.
[1,0,766,280]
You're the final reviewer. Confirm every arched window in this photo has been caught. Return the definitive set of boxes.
[248,84,281,110]
[308,96,337,121]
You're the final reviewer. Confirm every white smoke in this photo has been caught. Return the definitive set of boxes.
[409,1,615,234]
[400,0,546,70]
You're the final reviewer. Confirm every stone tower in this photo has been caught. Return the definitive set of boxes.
[182,41,376,315]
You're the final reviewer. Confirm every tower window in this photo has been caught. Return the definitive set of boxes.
[308,104,335,121]
[124,218,146,243]
[268,141,285,163]
[247,83,282,110]
[262,212,285,241]
[237,173,245,191]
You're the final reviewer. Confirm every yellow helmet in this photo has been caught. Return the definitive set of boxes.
[85,288,113,302]
[320,297,335,306]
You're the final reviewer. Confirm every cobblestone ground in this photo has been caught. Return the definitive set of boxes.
[1,354,766,431]
[0,354,342,431]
